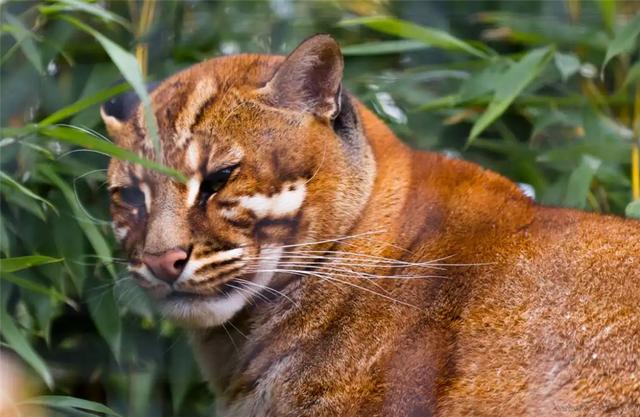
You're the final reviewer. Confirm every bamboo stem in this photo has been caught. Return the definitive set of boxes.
[135,0,156,77]
[632,84,640,200]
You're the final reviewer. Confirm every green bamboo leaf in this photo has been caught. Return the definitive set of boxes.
[469,46,554,142]
[0,308,53,389]
[602,14,640,71]
[0,171,58,214]
[38,165,117,281]
[341,40,428,56]
[0,213,10,256]
[0,255,62,273]
[0,272,77,308]
[169,335,197,413]
[564,155,602,209]
[622,61,640,89]
[554,52,581,82]
[86,278,122,362]
[339,16,489,58]
[596,0,616,33]
[20,395,121,416]
[38,126,186,182]
[39,83,130,127]
[57,15,162,156]
[38,0,130,30]
[3,14,43,74]
[626,200,640,219]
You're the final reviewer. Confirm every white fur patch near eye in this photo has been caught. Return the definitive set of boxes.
[186,177,201,207]
[139,182,152,213]
[185,140,201,172]
[239,180,306,219]
[112,224,129,242]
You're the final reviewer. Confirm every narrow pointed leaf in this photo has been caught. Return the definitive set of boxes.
[0,309,53,389]
[3,14,43,74]
[340,16,489,58]
[20,396,121,416]
[57,15,162,156]
[602,14,640,71]
[39,83,130,127]
[38,0,131,30]
[0,255,62,273]
[0,171,58,214]
[342,40,428,56]
[38,126,185,182]
[469,46,553,141]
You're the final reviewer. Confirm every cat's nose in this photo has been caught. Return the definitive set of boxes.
[143,248,189,283]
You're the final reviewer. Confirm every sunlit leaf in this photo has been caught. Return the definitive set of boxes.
[469,46,553,141]
[0,255,62,273]
[602,14,640,71]
[339,16,489,58]
[342,40,428,56]
[38,0,131,30]
[20,395,121,416]
[626,200,640,219]
[564,155,602,209]
[0,308,53,389]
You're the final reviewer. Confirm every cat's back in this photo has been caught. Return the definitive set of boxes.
[401,153,640,416]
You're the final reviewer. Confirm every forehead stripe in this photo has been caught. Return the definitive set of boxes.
[175,78,217,147]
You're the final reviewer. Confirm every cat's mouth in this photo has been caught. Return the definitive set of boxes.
[165,277,245,301]
[128,247,283,327]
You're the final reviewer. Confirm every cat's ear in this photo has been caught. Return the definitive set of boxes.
[100,82,159,139]
[264,34,344,120]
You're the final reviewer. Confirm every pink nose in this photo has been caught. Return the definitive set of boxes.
[143,248,189,283]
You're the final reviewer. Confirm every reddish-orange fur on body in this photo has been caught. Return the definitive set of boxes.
[103,35,640,416]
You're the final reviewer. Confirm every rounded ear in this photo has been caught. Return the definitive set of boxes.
[100,106,126,139]
[264,34,344,119]
[100,82,160,140]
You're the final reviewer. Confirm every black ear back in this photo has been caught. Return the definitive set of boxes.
[102,82,160,121]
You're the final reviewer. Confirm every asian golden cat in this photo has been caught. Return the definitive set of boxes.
[101,35,640,416]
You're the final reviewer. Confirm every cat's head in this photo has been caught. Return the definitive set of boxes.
[101,35,375,327]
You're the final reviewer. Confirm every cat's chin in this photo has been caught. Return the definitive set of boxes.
[159,288,250,328]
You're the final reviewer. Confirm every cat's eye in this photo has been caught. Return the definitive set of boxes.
[118,186,146,209]
[198,165,238,206]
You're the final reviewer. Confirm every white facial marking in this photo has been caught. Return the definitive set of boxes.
[239,180,306,219]
[185,140,201,171]
[113,225,129,242]
[161,247,282,327]
[139,182,152,213]
[186,177,201,207]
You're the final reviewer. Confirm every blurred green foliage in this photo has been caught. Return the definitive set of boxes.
[0,1,638,416]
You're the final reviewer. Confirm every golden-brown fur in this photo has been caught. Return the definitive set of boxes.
[102,35,640,416]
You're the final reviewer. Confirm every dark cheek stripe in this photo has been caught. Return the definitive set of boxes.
[254,213,302,242]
